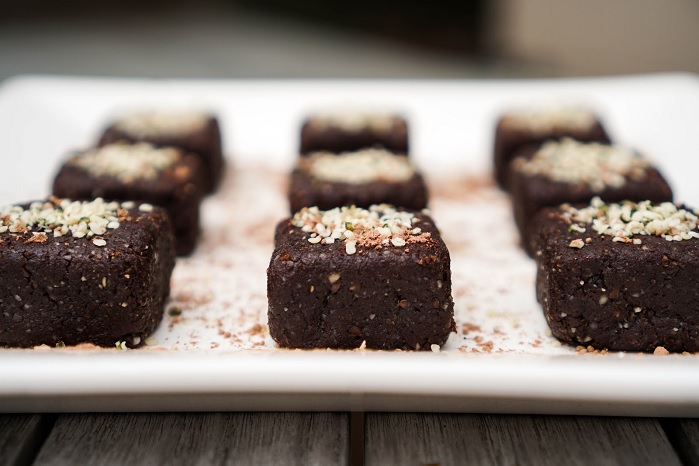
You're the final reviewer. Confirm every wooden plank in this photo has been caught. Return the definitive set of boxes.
[663,419,699,466]
[366,413,681,466]
[34,413,348,466]
[0,414,51,466]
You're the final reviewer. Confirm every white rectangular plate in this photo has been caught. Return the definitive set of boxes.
[1,74,699,415]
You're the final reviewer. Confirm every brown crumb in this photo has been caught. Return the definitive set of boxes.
[248,323,265,337]
[479,340,494,353]
[576,345,610,355]
[461,322,481,335]
[653,346,670,356]
[25,233,48,244]
[406,232,432,244]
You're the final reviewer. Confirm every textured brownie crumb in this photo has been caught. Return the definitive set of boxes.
[301,149,414,184]
[114,111,209,138]
[307,112,400,132]
[67,143,180,183]
[501,107,596,133]
[563,197,699,243]
[576,345,611,355]
[513,138,649,191]
[0,198,124,243]
[24,232,48,244]
[292,204,427,254]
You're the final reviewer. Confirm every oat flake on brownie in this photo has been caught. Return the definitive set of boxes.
[305,149,414,184]
[307,112,399,132]
[69,143,180,183]
[0,197,125,242]
[291,204,426,254]
[502,107,596,133]
[563,197,699,244]
[114,111,209,138]
[514,138,648,192]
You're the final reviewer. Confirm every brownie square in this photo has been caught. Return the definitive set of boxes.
[53,142,205,256]
[300,112,409,154]
[288,149,428,213]
[532,198,699,352]
[493,107,611,189]
[267,205,455,350]
[98,111,224,193]
[509,139,673,255]
[0,197,175,348]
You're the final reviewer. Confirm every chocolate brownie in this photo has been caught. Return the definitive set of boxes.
[493,107,611,189]
[288,149,428,213]
[267,205,455,350]
[300,112,409,154]
[509,139,673,255]
[52,142,205,256]
[0,197,175,348]
[532,198,699,352]
[98,111,224,193]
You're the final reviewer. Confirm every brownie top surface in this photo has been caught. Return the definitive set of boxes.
[112,110,212,138]
[276,204,442,258]
[512,138,651,192]
[537,197,699,253]
[304,112,405,132]
[67,143,184,183]
[499,107,598,134]
[0,197,164,250]
[298,149,414,184]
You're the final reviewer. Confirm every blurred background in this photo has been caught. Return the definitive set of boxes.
[1,0,698,81]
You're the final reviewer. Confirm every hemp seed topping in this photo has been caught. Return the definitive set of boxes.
[308,112,399,132]
[303,149,414,184]
[292,204,425,254]
[70,143,180,183]
[502,107,596,133]
[563,197,699,243]
[0,198,126,243]
[513,138,648,191]
[114,110,209,138]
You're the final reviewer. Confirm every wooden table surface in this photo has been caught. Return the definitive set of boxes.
[2,413,698,465]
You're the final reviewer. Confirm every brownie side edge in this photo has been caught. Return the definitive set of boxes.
[0,205,176,348]
[267,213,454,350]
[533,210,699,352]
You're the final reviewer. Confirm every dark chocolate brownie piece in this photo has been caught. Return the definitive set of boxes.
[267,205,455,350]
[288,149,428,213]
[98,111,224,193]
[509,139,673,255]
[532,198,699,352]
[0,197,175,348]
[53,142,205,256]
[493,107,611,190]
[300,112,409,154]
